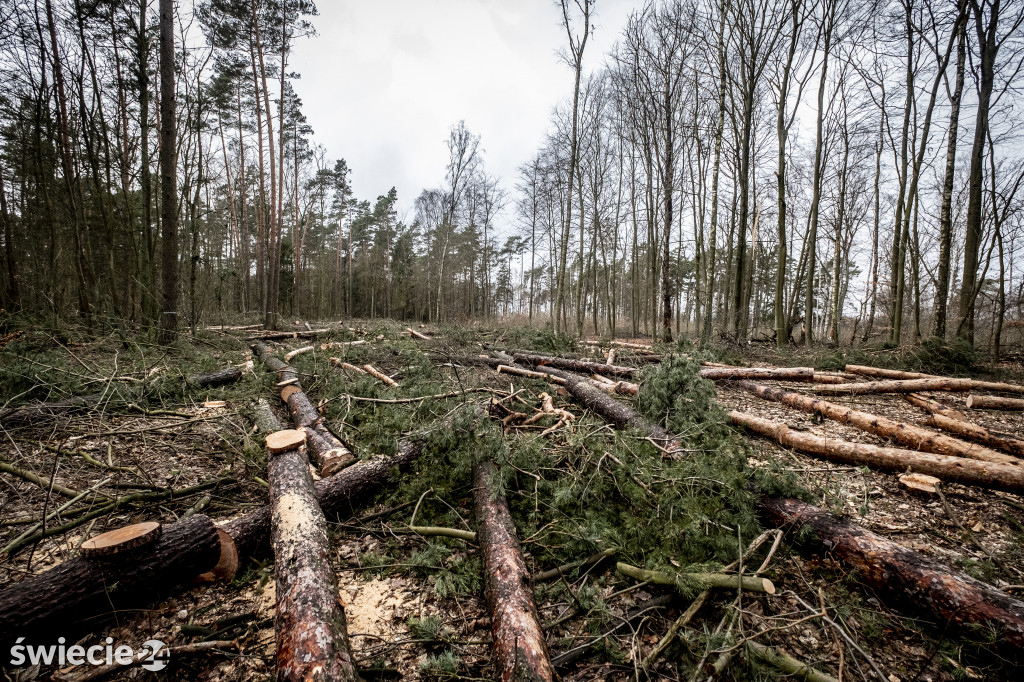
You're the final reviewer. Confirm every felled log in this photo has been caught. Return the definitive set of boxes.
[699,366,815,382]
[512,352,638,378]
[186,366,242,388]
[253,342,354,476]
[267,430,360,681]
[247,329,330,341]
[0,515,225,645]
[844,364,936,380]
[616,562,775,594]
[906,393,967,420]
[320,340,368,351]
[442,354,504,369]
[589,374,640,396]
[736,381,1018,465]
[763,497,1024,651]
[967,394,1024,411]
[283,345,314,362]
[363,364,398,387]
[248,398,285,435]
[204,323,263,332]
[922,413,1024,459]
[225,430,429,561]
[474,459,555,682]
[816,377,981,395]
[829,368,1024,396]
[406,327,431,340]
[0,393,108,424]
[526,364,682,455]
[728,411,1024,493]
[329,358,368,374]
[611,340,654,351]
[497,364,567,385]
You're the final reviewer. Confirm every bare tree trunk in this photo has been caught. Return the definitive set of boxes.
[935,16,966,339]
[157,0,178,343]
[805,3,834,347]
[957,0,1000,342]
[0,161,16,308]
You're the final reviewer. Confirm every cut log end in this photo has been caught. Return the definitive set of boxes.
[81,522,162,559]
[968,394,1024,411]
[266,429,307,454]
[195,529,239,582]
[280,384,302,402]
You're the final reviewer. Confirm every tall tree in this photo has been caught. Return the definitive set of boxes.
[157,0,179,343]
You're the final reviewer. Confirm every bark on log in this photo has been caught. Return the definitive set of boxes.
[363,364,398,387]
[268,439,360,680]
[616,562,776,594]
[0,393,108,424]
[699,367,815,382]
[816,378,981,395]
[839,366,1024,393]
[610,340,654,351]
[248,399,284,435]
[763,497,1024,651]
[512,352,638,378]
[441,355,504,369]
[526,365,682,455]
[247,329,330,341]
[253,342,354,476]
[473,459,555,682]
[329,358,368,374]
[320,340,367,351]
[922,414,1024,459]
[186,366,242,388]
[906,393,967,420]
[0,515,223,645]
[967,394,1024,411]
[497,364,567,385]
[736,381,1018,465]
[283,345,314,362]
[728,411,1024,493]
[844,365,937,380]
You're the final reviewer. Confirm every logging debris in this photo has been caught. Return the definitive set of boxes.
[3,324,1023,680]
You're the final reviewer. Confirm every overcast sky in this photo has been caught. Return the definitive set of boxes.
[288,0,642,223]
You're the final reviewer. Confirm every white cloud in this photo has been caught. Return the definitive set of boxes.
[288,0,640,223]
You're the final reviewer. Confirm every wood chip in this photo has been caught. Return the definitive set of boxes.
[898,473,941,495]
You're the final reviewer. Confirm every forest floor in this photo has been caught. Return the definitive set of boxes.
[1,319,1023,681]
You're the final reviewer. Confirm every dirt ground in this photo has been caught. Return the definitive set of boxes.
[1,322,1022,681]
